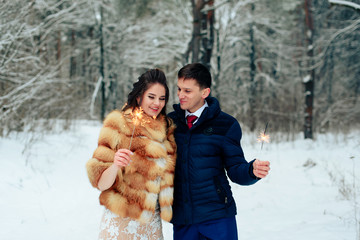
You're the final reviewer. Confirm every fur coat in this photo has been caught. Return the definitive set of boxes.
[86,108,176,223]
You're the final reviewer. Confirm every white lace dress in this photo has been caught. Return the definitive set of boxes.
[98,202,163,240]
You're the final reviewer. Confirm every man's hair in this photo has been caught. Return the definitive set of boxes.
[178,63,211,89]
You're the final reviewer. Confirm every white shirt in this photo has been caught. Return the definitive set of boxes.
[185,100,208,125]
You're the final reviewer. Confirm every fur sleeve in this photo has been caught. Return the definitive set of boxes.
[86,110,124,188]
[158,119,176,222]
[166,119,177,155]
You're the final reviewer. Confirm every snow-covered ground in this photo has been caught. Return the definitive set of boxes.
[0,121,359,240]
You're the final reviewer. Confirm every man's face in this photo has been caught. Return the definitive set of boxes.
[177,78,210,113]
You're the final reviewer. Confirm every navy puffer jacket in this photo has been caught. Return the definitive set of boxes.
[168,97,259,225]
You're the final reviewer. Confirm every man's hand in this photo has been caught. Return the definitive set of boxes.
[253,159,270,178]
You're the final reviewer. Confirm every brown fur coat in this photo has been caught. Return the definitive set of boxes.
[86,108,176,223]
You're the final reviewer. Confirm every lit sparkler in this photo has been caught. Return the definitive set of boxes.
[128,107,144,150]
[127,107,156,150]
[257,122,270,150]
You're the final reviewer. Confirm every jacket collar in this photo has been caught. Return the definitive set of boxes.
[173,97,221,125]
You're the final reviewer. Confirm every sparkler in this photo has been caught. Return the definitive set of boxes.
[128,107,144,150]
[257,122,270,150]
[127,107,156,150]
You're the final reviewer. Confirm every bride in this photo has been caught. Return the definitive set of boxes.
[86,69,176,240]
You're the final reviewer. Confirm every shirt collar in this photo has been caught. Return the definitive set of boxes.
[185,100,208,119]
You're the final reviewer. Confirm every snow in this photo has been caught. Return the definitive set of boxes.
[303,75,311,83]
[329,0,360,10]
[1,121,359,240]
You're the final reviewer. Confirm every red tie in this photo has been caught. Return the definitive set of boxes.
[187,115,198,129]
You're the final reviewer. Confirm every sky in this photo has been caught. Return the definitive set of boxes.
[0,120,359,240]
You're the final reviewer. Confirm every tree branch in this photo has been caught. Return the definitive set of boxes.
[329,0,360,10]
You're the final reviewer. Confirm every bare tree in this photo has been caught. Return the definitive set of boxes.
[213,0,302,134]
[1,0,358,138]
[309,0,360,133]
[184,0,215,69]
[329,0,360,10]
[303,0,315,139]
[0,0,98,135]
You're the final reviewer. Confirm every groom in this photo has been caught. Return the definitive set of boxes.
[168,63,270,240]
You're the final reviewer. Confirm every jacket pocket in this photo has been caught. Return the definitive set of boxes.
[213,176,229,206]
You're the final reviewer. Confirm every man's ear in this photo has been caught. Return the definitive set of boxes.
[201,88,211,99]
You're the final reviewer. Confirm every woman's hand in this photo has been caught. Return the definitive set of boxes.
[97,149,133,191]
[113,149,133,168]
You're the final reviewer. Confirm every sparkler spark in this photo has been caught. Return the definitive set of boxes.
[127,107,156,150]
[128,107,144,150]
[257,122,270,150]
[257,133,270,143]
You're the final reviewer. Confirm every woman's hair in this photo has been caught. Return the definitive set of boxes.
[123,68,169,117]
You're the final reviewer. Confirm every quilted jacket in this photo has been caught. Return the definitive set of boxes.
[168,97,258,225]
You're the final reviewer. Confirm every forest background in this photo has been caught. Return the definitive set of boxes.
[1,0,359,140]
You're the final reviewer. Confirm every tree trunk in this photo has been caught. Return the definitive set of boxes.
[304,0,315,139]
[191,0,202,63]
[99,5,106,121]
[188,0,215,69]
[56,31,61,61]
[200,0,214,70]
[70,29,76,78]
[249,3,257,132]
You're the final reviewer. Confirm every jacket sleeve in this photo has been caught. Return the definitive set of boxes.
[222,120,259,185]
[86,111,123,189]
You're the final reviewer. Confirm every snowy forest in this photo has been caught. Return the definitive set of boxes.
[1,0,359,138]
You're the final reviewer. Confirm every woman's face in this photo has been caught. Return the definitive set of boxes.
[137,83,166,118]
